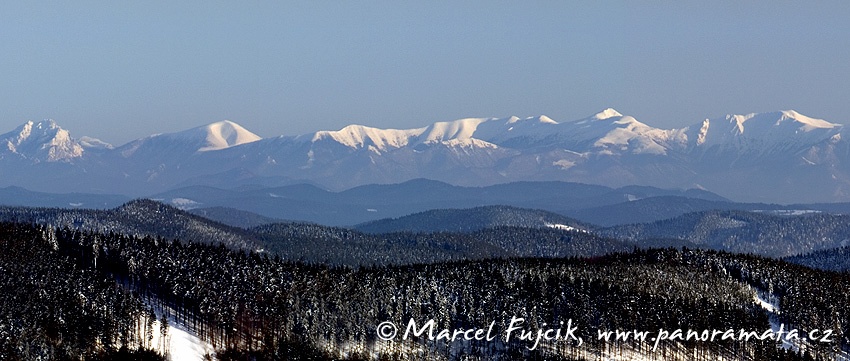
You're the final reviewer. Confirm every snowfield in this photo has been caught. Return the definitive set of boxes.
[150,316,214,361]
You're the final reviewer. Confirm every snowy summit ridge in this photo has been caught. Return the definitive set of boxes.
[690,110,840,150]
[0,109,848,203]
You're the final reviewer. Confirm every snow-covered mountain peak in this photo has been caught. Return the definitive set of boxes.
[726,110,838,133]
[418,117,490,143]
[572,108,627,126]
[573,110,650,132]
[159,120,261,151]
[0,119,86,162]
[117,120,262,158]
[505,115,558,125]
[408,115,562,148]
[312,124,422,150]
[188,120,262,151]
[36,119,59,128]
[539,115,557,124]
[593,108,623,120]
[588,115,684,156]
[776,110,837,130]
[15,120,60,141]
[504,116,522,124]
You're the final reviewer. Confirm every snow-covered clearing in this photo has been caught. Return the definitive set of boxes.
[137,300,215,361]
[149,314,214,361]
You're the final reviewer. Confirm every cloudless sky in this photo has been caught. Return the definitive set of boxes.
[1,1,849,145]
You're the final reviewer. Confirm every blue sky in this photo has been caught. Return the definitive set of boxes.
[2,1,849,144]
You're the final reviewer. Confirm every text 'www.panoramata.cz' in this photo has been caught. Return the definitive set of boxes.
[375,318,833,351]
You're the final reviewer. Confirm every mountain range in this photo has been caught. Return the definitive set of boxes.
[149,179,727,226]
[353,205,590,234]
[2,109,849,203]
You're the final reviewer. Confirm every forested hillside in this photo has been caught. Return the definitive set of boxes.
[0,202,627,267]
[2,221,840,360]
[189,206,284,228]
[355,205,590,233]
[786,246,850,272]
[0,200,260,249]
[4,200,850,360]
[0,223,163,360]
[253,223,630,266]
[602,210,850,257]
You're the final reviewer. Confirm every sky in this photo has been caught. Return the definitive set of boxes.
[2,1,849,145]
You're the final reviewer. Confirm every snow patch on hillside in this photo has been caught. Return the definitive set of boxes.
[553,159,576,170]
[545,223,587,233]
[79,136,114,150]
[752,209,821,216]
[170,198,202,210]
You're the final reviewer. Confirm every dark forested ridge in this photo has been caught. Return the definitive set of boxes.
[189,206,285,228]
[602,210,850,258]
[7,200,850,265]
[0,201,628,267]
[2,218,846,360]
[786,246,850,272]
[253,223,631,267]
[354,205,591,234]
[561,196,782,227]
[0,199,261,250]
